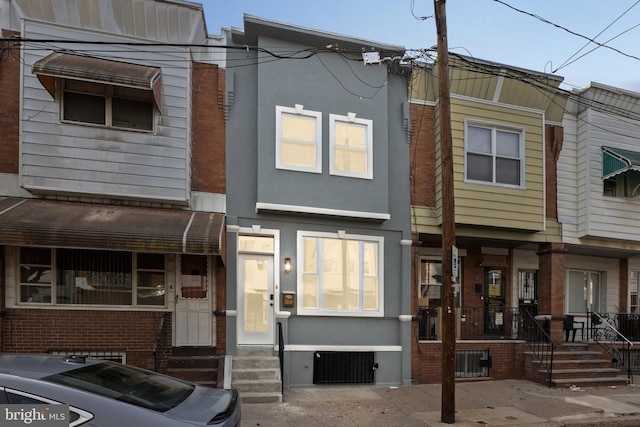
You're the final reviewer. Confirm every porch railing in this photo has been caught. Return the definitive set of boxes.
[418,306,523,340]
[278,321,284,399]
[589,312,633,383]
[153,312,170,372]
[521,309,555,387]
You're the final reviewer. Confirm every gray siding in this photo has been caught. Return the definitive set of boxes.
[255,37,392,216]
[21,21,191,203]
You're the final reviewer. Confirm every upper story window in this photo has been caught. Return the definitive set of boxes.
[297,231,383,317]
[330,113,373,179]
[465,122,524,187]
[32,52,161,133]
[276,105,322,173]
[63,80,155,131]
[19,247,165,307]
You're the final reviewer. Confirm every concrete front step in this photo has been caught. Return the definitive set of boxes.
[232,355,280,370]
[551,376,629,388]
[233,379,282,394]
[231,355,282,404]
[540,367,623,379]
[239,391,282,404]
[233,368,281,381]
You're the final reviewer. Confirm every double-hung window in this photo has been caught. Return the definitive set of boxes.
[276,105,322,173]
[330,113,373,179]
[465,122,524,187]
[297,231,383,316]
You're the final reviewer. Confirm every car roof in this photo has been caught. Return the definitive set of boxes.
[0,354,104,379]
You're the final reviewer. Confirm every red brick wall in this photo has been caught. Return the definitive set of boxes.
[0,30,20,174]
[2,309,170,371]
[619,258,629,312]
[536,243,566,342]
[411,340,527,384]
[410,102,436,206]
[191,64,225,194]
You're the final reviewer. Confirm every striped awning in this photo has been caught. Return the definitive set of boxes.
[602,146,640,179]
[32,52,162,108]
[0,198,224,256]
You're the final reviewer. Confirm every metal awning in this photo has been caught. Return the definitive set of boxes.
[602,146,640,179]
[0,198,224,256]
[32,52,162,108]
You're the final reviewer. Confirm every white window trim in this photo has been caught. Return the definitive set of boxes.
[464,119,525,188]
[329,113,373,180]
[296,230,384,317]
[275,104,322,173]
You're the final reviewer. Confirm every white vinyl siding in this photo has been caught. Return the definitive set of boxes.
[21,21,190,203]
[560,95,640,243]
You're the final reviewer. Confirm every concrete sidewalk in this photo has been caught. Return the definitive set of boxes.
[241,379,640,426]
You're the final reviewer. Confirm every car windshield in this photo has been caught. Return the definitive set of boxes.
[43,362,195,412]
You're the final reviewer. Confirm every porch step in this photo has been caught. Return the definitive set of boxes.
[231,355,282,404]
[551,376,629,388]
[165,349,222,388]
[525,345,628,388]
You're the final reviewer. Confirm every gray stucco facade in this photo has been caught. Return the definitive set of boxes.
[224,16,412,387]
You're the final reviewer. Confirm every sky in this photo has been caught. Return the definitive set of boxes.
[201,0,640,93]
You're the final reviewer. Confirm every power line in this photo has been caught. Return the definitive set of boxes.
[492,0,640,66]
[555,0,640,73]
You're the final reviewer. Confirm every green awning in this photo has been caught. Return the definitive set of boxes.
[602,146,640,179]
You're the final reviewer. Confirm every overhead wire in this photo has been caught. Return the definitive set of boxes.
[555,0,640,73]
[492,0,640,65]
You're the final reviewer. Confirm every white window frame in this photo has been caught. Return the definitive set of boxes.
[464,120,525,188]
[630,271,640,314]
[329,113,373,179]
[275,104,322,173]
[296,230,384,317]
[565,270,602,315]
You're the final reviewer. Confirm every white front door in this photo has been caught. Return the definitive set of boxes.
[175,255,213,347]
[237,254,274,346]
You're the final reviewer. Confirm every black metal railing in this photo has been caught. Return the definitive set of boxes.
[589,312,633,382]
[153,312,170,372]
[460,307,522,340]
[418,306,523,340]
[278,321,284,398]
[521,309,555,387]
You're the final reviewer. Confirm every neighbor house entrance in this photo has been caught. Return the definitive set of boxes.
[175,255,213,346]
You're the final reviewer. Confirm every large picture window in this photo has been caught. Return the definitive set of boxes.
[297,231,383,316]
[19,247,165,307]
[465,122,524,187]
[276,105,322,173]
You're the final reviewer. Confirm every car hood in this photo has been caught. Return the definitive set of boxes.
[164,385,233,424]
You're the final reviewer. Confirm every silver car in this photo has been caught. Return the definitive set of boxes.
[0,353,240,426]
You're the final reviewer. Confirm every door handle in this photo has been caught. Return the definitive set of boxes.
[270,294,274,307]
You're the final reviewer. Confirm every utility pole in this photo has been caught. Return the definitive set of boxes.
[434,0,456,423]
